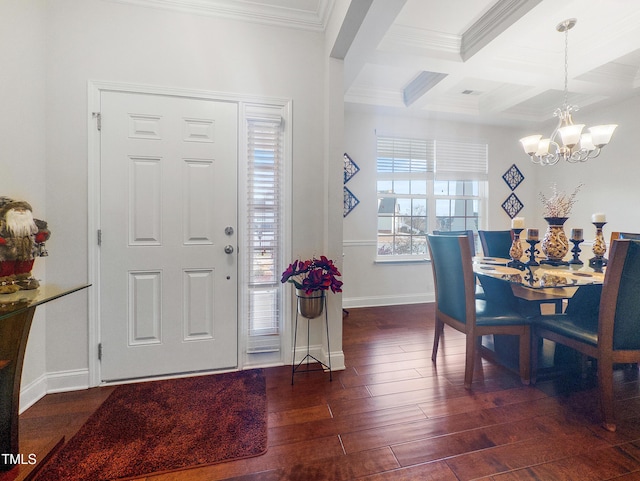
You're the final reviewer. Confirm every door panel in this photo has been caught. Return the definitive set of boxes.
[99,91,238,382]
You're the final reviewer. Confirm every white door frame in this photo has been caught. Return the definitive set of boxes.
[87,80,292,387]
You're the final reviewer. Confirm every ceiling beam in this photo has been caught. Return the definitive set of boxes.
[330,0,374,59]
[342,0,408,92]
[403,71,448,106]
[461,0,542,61]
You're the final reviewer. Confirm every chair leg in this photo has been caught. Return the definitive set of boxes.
[598,359,616,432]
[431,319,443,362]
[464,334,476,389]
[518,327,531,385]
[530,333,539,385]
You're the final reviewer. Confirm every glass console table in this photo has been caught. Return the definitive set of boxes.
[0,284,90,472]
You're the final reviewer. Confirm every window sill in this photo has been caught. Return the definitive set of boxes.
[374,258,431,265]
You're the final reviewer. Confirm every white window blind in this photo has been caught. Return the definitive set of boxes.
[434,139,488,180]
[246,114,283,353]
[376,136,435,173]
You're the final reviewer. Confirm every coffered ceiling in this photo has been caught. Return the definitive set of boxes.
[108,0,640,127]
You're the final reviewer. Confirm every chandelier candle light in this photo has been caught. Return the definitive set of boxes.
[519,19,617,166]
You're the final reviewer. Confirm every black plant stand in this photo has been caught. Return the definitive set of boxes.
[291,296,332,385]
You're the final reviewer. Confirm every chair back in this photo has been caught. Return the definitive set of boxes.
[427,234,475,325]
[564,284,601,331]
[599,240,640,350]
[610,231,640,246]
[478,230,512,258]
[432,230,476,255]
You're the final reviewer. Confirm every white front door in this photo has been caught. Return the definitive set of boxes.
[99,90,238,382]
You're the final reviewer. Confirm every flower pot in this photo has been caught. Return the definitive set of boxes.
[296,289,325,319]
[541,217,569,262]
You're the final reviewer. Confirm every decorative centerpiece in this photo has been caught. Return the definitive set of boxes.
[590,213,608,267]
[539,183,582,265]
[569,228,584,265]
[525,228,540,266]
[281,256,343,319]
[508,217,526,269]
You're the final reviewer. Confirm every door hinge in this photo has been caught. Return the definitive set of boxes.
[97,229,102,246]
[98,343,103,361]
[92,112,102,131]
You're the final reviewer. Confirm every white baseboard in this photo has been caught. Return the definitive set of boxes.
[19,374,48,414]
[46,368,90,394]
[343,293,434,309]
[19,368,90,414]
[293,344,345,371]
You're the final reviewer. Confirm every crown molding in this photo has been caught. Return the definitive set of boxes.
[382,24,460,58]
[461,0,541,61]
[100,0,334,31]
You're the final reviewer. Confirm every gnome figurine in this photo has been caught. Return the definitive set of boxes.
[0,197,50,293]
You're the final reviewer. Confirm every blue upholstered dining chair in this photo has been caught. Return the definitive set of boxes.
[433,229,476,255]
[478,230,513,258]
[532,239,640,432]
[610,231,640,245]
[433,229,484,299]
[478,228,563,314]
[427,234,531,388]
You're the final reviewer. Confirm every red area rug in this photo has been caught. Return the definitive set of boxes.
[35,369,267,481]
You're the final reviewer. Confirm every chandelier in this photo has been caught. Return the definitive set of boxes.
[519,18,617,166]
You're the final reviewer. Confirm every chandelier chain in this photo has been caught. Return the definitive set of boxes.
[563,25,569,108]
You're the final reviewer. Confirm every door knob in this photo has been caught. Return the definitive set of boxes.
[224,245,234,254]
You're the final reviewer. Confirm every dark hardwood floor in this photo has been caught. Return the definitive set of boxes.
[7,303,640,480]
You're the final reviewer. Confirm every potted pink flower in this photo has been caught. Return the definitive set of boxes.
[281,256,342,318]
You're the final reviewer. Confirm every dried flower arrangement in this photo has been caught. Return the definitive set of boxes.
[539,183,583,218]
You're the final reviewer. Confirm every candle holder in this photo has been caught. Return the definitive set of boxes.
[525,239,539,266]
[568,239,583,265]
[589,221,608,267]
[507,228,526,270]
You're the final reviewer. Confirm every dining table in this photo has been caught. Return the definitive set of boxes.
[473,256,605,304]
[472,256,605,379]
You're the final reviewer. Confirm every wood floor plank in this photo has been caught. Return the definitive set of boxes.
[268,404,332,428]
[338,368,423,388]
[391,413,601,468]
[445,431,612,480]
[357,460,460,481]
[489,444,640,480]
[418,385,550,418]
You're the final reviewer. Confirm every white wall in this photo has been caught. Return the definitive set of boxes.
[3,0,334,394]
[343,95,640,308]
[0,0,48,402]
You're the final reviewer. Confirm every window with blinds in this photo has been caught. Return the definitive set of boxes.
[376,135,488,258]
[245,114,284,354]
